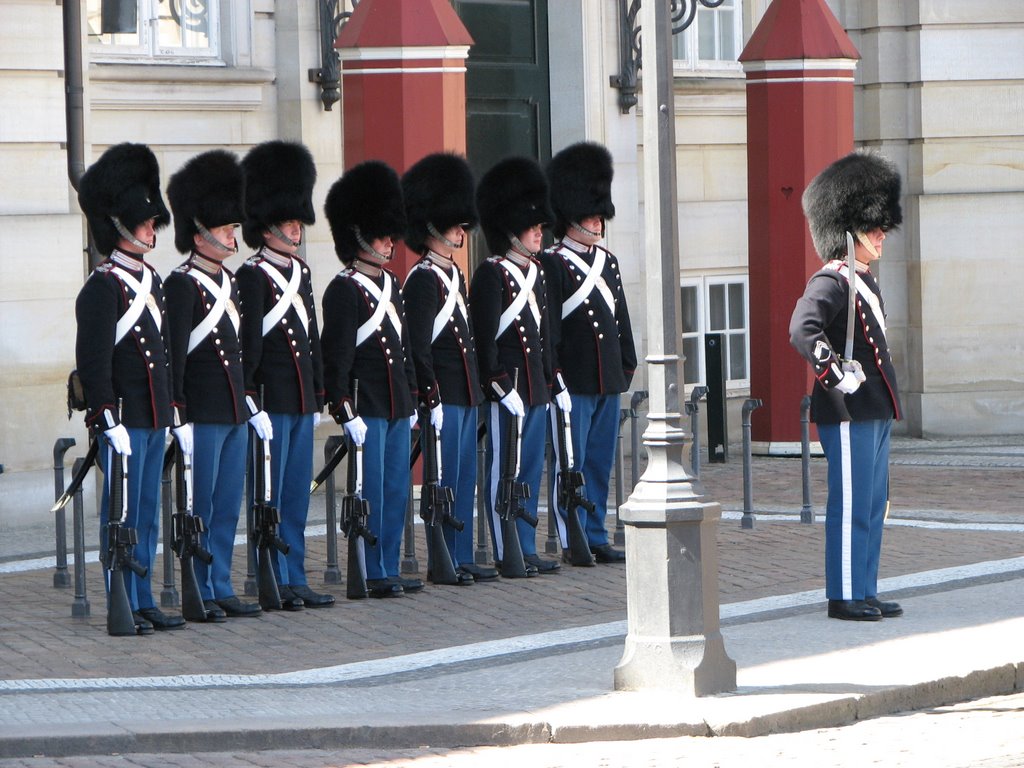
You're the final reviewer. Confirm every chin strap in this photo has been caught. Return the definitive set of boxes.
[195,219,238,255]
[268,222,302,248]
[353,225,392,263]
[570,220,602,239]
[110,216,154,252]
[507,233,537,259]
[426,221,464,250]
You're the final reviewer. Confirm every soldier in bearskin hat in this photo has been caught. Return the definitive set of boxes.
[164,150,261,620]
[236,140,333,610]
[790,150,903,622]
[400,152,496,585]
[541,142,636,565]
[469,156,563,576]
[321,160,418,598]
[75,142,186,633]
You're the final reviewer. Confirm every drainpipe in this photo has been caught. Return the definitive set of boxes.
[64,0,86,190]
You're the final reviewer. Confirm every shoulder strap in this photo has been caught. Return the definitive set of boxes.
[258,259,306,337]
[496,260,537,339]
[186,269,234,354]
[351,271,393,347]
[111,265,155,344]
[429,264,461,343]
[560,246,611,318]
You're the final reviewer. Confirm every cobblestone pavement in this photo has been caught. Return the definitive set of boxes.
[1,690,1022,767]
[1,437,1022,682]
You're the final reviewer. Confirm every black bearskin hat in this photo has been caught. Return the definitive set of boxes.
[476,156,554,255]
[324,160,406,264]
[803,150,903,263]
[78,143,171,256]
[166,150,245,254]
[547,142,616,239]
[240,140,317,249]
[401,153,477,255]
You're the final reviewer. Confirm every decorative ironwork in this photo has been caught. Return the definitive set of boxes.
[309,0,360,111]
[610,0,725,114]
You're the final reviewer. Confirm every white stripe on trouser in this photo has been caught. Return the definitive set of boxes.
[487,403,504,559]
[839,421,853,599]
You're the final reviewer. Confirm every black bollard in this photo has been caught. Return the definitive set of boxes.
[52,437,77,588]
[740,398,764,530]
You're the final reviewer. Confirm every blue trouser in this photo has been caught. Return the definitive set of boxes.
[99,427,166,611]
[263,412,314,587]
[438,403,479,567]
[191,422,247,600]
[818,419,892,601]
[549,393,617,548]
[362,416,411,580]
[483,402,546,560]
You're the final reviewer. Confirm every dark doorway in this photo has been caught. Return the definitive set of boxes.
[453,0,552,263]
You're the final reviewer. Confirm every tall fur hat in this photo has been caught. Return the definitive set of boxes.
[166,150,245,254]
[324,160,406,265]
[546,142,616,239]
[802,150,903,263]
[401,153,477,255]
[78,143,171,256]
[476,156,554,255]
[240,140,317,249]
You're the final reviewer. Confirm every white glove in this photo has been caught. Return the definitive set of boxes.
[249,410,274,441]
[500,389,525,417]
[312,412,321,429]
[344,415,368,446]
[409,413,419,430]
[172,423,193,457]
[554,389,572,413]
[835,370,863,395]
[104,424,132,456]
[430,404,444,431]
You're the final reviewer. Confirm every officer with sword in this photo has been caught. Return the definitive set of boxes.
[790,150,904,622]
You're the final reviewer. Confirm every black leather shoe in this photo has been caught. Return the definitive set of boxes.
[131,611,155,635]
[458,563,500,582]
[366,578,404,598]
[290,584,336,608]
[214,596,262,617]
[523,554,561,573]
[428,568,474,585]
[494,560,540,577]
[865,597,903,617]
[137,607,187,631]
[201,600,228,623]
[827,599,883,621]
[391,576,424,594]
[591,544,626,563]
[276,586,306,611]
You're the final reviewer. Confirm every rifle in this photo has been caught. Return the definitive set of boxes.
[553,407,596,567]
[418,410,465,585]
[104,403,149,636]
[494,371,538,578]
[340,380,376,599]
[310,437,348,494]
[51,438,100,513]
[170,443,215,622]
[251,424,288,610]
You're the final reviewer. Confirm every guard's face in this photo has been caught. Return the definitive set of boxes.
[855,228,885,265]
[426,224,466,257]
[122,217,158,254]
[195,223,238,261]
[576,215,605,244]
[518,224,544,254]
[369,235,394,259]
[265,219,303,253]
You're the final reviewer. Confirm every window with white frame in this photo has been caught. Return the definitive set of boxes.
[673,0,743,74]
[86,0,220,63]
[680,276,749,388]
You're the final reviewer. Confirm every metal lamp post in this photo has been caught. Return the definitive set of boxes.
[612,0,736,695]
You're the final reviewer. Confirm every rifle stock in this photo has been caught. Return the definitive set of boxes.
[495,373,537,578]
[105,423,147,636]
[171,444,213,621]
[341,432,375,599]
[419,414,462,585]
[251,431,286,610]
[554,408,596,567]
